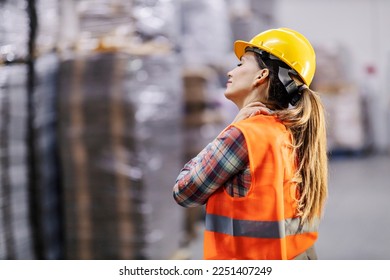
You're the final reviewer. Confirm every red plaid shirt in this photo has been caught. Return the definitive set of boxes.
[173,126,250,207]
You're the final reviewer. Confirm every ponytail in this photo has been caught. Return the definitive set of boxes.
[252,51,328,224]
[277,84,328,225]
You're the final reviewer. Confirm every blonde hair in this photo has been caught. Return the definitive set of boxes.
[252,51,328,224]
[276,81,328,225]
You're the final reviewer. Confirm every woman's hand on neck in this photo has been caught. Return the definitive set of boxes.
[232,101,274,123]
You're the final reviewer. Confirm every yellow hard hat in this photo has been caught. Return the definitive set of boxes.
[234,28,316,86]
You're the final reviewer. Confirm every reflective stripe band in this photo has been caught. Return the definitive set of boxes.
[205,214,318,239]
[284,216,319,236]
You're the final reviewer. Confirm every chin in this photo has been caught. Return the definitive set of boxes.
[224,90,234,100]
[224,92,240,107]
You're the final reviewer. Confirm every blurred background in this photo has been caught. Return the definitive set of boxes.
[0,0,389,260]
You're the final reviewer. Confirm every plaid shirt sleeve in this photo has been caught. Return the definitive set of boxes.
[173,126,248,207]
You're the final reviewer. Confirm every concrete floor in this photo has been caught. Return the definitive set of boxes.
[316,153,390,259]
[187,153,390,260]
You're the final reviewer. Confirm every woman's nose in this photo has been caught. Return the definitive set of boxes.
[227,71,232,79]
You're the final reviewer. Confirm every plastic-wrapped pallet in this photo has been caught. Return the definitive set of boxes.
[320,86,366,153]
[58,52,183,260]
[0,65,34,260]
[73,0,177,54]
[0,0,29,63]
[30,0,64,259]
[26,0,64,259]
[35,0,60,55]
[32,53,63,259]
[227,0,275,43]
[124,54,184,259]
[58,53,140,260]
[313,45,366,153]
[181,0,232,68]
[0,0,35,260]
[74,0,134,52]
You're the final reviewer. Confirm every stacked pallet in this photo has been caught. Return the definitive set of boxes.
[312,45,366,154]
[0,0,34,260]
[1,0,67,260]
[0,64,34,260]
[58,52,183,260]
[33,53,63,259]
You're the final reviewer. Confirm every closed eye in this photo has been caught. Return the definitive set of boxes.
[237,63,242,67]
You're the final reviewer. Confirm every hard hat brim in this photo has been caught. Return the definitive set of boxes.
[234,40,257,60]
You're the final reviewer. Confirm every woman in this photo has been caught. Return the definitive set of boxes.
[173,28,328,260]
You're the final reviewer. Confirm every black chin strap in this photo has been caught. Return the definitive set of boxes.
[246,47,304,106]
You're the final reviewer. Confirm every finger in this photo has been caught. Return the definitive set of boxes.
[254,108,274,116]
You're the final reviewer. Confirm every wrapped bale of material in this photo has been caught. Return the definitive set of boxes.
[58,52,183,260]
[35,0,60,55]
[0,0,29,64]
[320,85,366,153]
[0,65,34,260]
[73,0,177,55]
[313,45,366,154]
[181,0,231,68]
[74,0,134,52]
[228,0,276,43]
[32,53,63,259]
[124,54,184,259]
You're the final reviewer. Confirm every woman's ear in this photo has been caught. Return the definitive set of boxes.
[254,68,269,86]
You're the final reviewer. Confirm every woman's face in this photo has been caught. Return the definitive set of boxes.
[225,52,264,108]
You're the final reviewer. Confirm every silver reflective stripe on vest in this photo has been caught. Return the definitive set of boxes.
[205,214,319,239]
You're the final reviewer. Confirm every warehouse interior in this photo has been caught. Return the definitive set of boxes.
[0,0,389,260]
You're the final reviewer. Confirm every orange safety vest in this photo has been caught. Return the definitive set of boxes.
[204,115,318,260]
